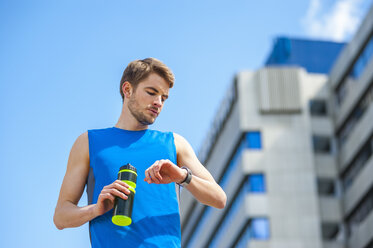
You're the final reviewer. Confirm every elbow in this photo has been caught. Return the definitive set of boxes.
[53,211,65,230]
[56,224,64,230]
[216,192,227,209]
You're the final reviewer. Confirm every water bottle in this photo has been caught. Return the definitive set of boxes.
[112,163,137,226]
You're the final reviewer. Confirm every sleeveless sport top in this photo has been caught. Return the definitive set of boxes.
[87,127,181,248]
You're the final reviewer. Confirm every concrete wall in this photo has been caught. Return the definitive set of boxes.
[239,68,325,248]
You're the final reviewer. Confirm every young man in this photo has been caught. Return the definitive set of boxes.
[53,58,227,247]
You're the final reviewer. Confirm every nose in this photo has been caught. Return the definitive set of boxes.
[153,95,162,108]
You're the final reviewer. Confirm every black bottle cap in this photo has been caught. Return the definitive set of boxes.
[119,163,137,173]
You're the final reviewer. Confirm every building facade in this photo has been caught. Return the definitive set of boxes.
[328,5,373,248]
[180,5,373,248]
[180,66,334,248]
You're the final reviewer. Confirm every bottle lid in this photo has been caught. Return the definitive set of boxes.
[119,163,137,173]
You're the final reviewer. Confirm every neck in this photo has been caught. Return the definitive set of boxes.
[115,103,148,131]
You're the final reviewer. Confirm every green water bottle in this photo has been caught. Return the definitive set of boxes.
[112,164,137,226]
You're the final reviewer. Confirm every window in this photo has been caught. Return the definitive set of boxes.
[337,84,373,149]
[247,174,266,193]
[220,131,263,188]
[317,178,336,196]
[346,186,373,237]
[187,131,263,248]
[219,136,247,188]
[187,136,246,247]
[209,175,267,247]
[350,35,373,79]
[233,218,270,247]
[186,207,212,248]
[342,138,373,191]
[313,135,331,153]
[246,131,262,149]
[235,224,251,248]
[188,131,264,248]
[336,81,348,106]
[321,223,340,240]
[335,34,373,106]
[209,187,246,247]
[251,218,270,239]
[309,99,327,116]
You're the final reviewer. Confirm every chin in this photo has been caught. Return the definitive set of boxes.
[140,118,156,126]
[148,119,156,125]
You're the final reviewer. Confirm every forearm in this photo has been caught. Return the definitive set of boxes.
[184,175,226,209]
[53,201,98,230]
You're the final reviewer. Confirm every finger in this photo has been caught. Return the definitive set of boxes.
[104,180,130,194]
[104,180,128,189]
[102,188,128,200]
[150,160,159,168]
[99,192,115,202]
[153,162,163,181]
[112,182,131,195]
[109,188,128,200]
[148,167,161,184]
[144,169,152,184]
[115,180,129,188]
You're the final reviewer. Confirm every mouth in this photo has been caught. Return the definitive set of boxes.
[148,108,159,117]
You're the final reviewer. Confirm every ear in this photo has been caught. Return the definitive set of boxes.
[122,81,133,99]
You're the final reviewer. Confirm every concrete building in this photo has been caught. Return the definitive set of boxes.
[327,5,373,248]
[180,66,337,248]
[180,5,373,248]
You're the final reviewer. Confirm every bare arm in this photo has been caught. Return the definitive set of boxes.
[53,132,130,230]
[174,133,226,208]
[144,133,226,209]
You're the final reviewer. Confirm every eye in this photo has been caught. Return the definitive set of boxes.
[147,91,156,96]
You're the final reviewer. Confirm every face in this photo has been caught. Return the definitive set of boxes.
[126,73,170,126]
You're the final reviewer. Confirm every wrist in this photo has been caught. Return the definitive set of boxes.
[177,166,192,187]
[177,168,188,184]
[90,204,100,218]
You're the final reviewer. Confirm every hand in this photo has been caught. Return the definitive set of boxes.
[144,159,187,184]
[94,180,131,216]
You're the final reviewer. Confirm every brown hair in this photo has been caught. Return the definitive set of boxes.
[119,58,175,100]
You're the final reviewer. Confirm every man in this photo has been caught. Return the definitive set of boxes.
[53,58,227,247]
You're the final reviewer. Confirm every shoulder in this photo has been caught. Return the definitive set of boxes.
[173,133,193,156]
[68,131,89,163]
[172,133,205,171]
[73,132,89,151]
[173,132,187,146]
[73,131,88,144]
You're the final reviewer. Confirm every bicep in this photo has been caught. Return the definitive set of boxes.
[174,133,215,183]
[57,132,90,206]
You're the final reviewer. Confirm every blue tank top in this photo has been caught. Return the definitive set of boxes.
[87,127,181,248]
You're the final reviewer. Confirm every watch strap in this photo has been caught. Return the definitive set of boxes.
[178,166,192,187]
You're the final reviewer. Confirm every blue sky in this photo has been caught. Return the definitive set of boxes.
[0,0,371,247]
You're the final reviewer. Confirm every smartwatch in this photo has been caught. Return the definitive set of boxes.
[177,166,192,187]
